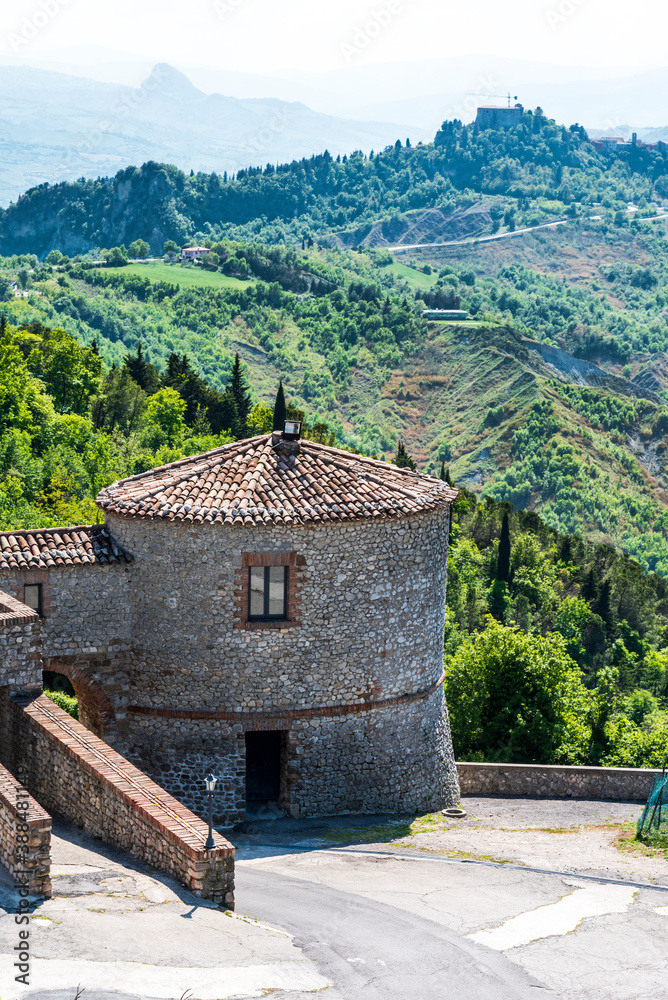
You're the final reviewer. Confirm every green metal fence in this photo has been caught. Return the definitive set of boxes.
[637,771,668,840]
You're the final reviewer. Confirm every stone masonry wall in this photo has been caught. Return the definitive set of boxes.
[0,591,42,695]
[105,508,449,714]
[287,687,459,817]
[103,507,459,821]
[127,723,246,826]
[0,759,51,897]
[0,565,132,742]
[457,761,660,801]
[125,685,460,824]
[2,692,234,906]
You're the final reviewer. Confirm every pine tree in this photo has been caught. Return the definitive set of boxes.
[497,512,511,583]
[593,578,614,633]
[229,353,252,435]
[273,380,287,431]
[395,441,416,470]
[123,342,160,394]
[439,461,452,485]
[558,535,572,564]
[581,568,598,603]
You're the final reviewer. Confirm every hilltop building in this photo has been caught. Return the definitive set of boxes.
[0,427,460,829]
[590,133,665,153]
[476,103,524,129]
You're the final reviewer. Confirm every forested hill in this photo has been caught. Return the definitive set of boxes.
[3,108,668,258]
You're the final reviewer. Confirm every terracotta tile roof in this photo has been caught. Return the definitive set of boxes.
[96,434,458,526]
[0,525,133,571]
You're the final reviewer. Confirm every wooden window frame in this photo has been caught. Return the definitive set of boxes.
[234,552,305,630]
[12,570,53,619]
[248,565,288,621]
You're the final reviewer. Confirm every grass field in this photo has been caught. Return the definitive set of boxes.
[97,262,254,290]
[383,262,439,291]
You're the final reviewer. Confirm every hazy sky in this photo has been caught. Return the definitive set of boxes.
[1,0,665,74]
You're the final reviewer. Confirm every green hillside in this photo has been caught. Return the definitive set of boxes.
[3,108,668,577]
[2,108,668,257]
[2,239,668,574]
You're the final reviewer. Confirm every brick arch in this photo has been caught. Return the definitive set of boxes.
[43,659,116,741]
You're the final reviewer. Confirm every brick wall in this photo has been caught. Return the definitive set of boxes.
[0,760,51,897]
[0,590,42,694]
[457,761,660,801]
[3,693,235,907]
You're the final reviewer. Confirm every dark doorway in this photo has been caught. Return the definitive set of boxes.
[245,730,282,803]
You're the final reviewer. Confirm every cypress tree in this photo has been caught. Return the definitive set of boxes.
[273,380,287,431]
[229,353,252,435]
[395,441,416,470]
[497,512,511,583]
[440,461,452,485]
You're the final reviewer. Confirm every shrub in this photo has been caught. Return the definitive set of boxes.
[44,689,78,720]
[444,618,589,764]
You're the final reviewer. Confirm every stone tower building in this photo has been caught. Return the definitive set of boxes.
[0,429,460,826]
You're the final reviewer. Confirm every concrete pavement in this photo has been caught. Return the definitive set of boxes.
[2,799,668,999]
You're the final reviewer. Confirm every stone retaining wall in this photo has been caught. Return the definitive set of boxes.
[457,761,661,801]
[3,693,235,907]
[0,760,51,897]
[0,591,42,694]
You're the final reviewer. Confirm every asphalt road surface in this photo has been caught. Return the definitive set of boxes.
[234,863,558,1000]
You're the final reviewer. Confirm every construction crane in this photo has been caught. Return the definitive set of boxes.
[467,92,518,108]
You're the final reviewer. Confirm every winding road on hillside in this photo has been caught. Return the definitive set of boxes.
[388,217,569,252]
[388,205,668,254]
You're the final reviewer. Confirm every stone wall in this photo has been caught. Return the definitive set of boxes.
[457,761,660,801]
[105,508,450,713]
[287,687,458,817]
[0,760,51,897]
[2,692,234,906]
[0,565,132,742]
[125,684,459,824]
[127,722,246,826]
[1,505,461,825]
[0,591,42,694]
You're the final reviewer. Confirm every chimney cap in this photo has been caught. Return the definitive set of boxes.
[282,420,302,441]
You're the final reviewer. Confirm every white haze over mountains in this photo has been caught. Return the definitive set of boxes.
[0,60,431,207]
[2,46,662,131]
[2,46,668,206]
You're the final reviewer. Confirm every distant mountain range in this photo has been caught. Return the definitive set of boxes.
[6,47,668,134]
[0,62,430,207]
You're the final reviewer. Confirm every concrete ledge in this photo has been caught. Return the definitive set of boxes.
[457,761,661,802]
[0,760,51,896]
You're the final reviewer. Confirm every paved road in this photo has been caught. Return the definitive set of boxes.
[388,206,668,254]
[5,801,667,1000]
[235,863,557,1000]
[388,218,569,252]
